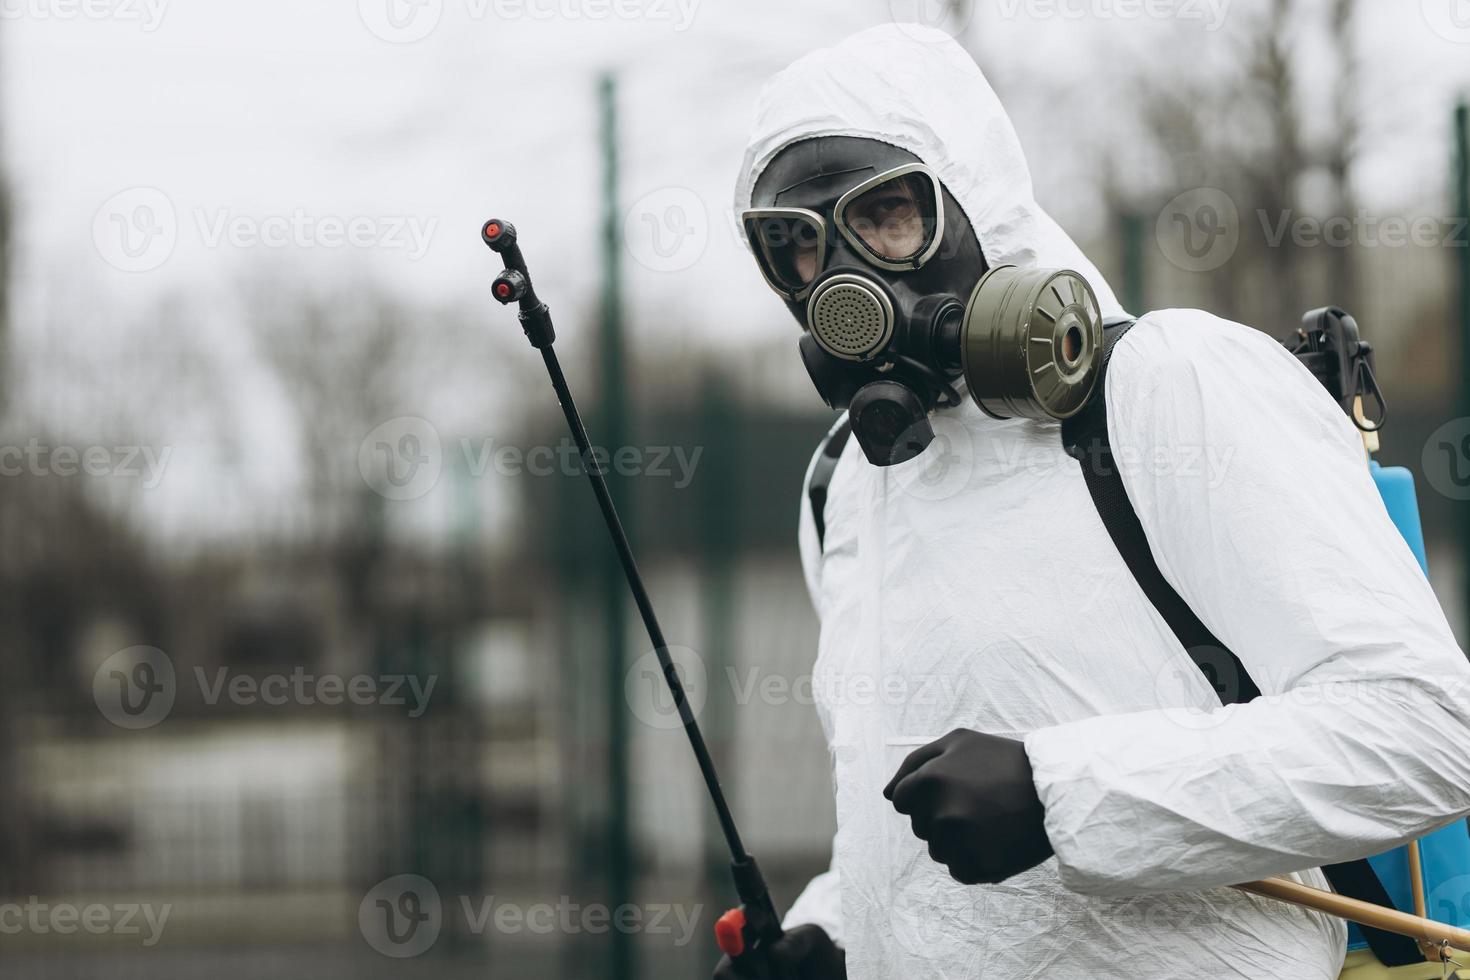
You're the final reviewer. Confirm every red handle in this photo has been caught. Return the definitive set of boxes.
[715,907,747,957]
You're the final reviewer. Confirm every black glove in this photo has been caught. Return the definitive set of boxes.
[883,728,1053,885]
[712,924,845,980]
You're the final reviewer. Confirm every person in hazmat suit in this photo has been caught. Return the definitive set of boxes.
[714,23,1470,980]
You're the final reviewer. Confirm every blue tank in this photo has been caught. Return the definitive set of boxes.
[1345,462,1470,950]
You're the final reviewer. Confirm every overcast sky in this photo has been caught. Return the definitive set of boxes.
[7,1,1468,332]
[2,0,1468,541]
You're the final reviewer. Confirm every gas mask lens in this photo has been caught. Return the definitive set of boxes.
[742,208,827,299]
[835,164,943,269]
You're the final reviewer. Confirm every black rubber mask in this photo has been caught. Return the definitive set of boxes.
[746,136,988,466]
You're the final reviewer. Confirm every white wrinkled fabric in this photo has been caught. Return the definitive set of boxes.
[742,24,1470,980]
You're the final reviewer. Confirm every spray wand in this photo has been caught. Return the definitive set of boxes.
[481,218,783,972]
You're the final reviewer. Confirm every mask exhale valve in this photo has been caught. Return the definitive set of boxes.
[482,219,785,971]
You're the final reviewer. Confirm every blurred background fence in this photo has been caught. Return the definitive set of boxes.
[2,1,1469,978]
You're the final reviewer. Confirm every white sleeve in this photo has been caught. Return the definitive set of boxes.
[798,453,824,615]
[798,413,850,618]
[782,866,843,945]
[1024,310,1470,897]
[783,419,847,942]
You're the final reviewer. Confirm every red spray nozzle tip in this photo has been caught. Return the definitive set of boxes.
[714,908,746,958]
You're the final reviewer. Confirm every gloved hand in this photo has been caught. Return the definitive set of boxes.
[712,924,845,980]
[884,728,1053,885]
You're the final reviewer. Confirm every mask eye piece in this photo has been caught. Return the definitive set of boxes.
[742,208,827,299]
[835,165,944,271]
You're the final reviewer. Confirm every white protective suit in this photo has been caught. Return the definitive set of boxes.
[734,24,1470,980]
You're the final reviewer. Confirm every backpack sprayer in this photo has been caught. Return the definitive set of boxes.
[480,219,782,972]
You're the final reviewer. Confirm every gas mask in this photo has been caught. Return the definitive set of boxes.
[743,136,1104,466]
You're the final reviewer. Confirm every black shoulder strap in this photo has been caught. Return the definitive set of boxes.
[1062,319,1419,968]
[808,416,852,552]
[1060,322,1262,707]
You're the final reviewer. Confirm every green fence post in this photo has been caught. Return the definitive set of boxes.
[598,71,634,980]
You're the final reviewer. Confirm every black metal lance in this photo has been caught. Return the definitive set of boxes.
[481,218,783,971]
